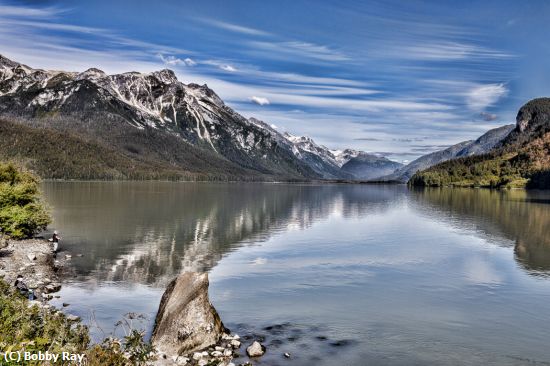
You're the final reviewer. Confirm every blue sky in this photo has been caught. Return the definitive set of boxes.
[1,0,549,161]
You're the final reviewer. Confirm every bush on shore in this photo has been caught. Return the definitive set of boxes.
[0,163,51,239]
[0,279,155,365]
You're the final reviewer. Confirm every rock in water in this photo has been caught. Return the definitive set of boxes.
[151,272,227,357]
[246,341,265,357]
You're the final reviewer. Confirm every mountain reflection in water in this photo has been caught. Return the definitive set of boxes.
[410,188,550,275]
[43,182,404,287]
[41,182,550,365]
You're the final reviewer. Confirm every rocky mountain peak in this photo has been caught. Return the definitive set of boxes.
[152,69,178,84]
[0,54,20,68]
[76,68,107,81]
[498,98,550,149]
[516,98,550,133]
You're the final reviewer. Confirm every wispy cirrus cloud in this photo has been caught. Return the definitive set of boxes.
[198,18,270,36]
[397,41,514,61]
[0,1,522,161]
[247,41,350,62]
[0,5,61,17]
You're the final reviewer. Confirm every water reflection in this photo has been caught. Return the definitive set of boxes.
[410,188,550,275]
[42,182,405,287]
[41,182,550,364]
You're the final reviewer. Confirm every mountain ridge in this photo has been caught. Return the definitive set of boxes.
[409,98,550,188]
[381,124,515,182]
[0,54,407,181]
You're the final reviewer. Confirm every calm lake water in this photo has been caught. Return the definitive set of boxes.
[42,182,550,366]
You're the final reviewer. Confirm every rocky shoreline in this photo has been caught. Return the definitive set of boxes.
[0,237,269,366]
[151,272,267,366]
[0,237,63,300]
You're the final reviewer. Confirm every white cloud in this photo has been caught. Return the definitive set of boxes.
[466,83,508,111]
[157,54,197,66]
[249,96,270,106]
[220,64,237,72]
[183,58,197,66]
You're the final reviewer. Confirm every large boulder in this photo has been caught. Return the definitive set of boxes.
[151,272,227,357]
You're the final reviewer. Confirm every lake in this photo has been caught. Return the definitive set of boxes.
[42,182,550,366]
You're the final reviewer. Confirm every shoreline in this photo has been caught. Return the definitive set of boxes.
[0,237,68,303]
[0,238,262,366]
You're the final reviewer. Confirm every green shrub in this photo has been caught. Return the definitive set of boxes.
[0,163,51,239]
[0,280,90,364]
[0,279,156,365]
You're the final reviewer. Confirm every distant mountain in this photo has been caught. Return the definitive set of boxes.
[0,54,403,181]
[339,150,403,180]
[409,98,550,188]
[383,124,515,182]
[280,137,402,180]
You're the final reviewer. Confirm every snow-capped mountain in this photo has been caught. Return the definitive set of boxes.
[331,149,361,167]
[0,54,401,181]
[281,134,402,180]
[282,133,354,179]
[0,55,319,179]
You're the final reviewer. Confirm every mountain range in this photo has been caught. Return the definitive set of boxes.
[409,98,550,188]
[382,124,515,182]
[0,54,401,181]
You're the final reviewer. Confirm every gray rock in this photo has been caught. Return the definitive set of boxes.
[151,272,228,357]
[246,341,265,357]
[230,339,241,349]
[44,283,61,293]
[27,252,36,261]
[284,352,291,358]
[66,314,80,322]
